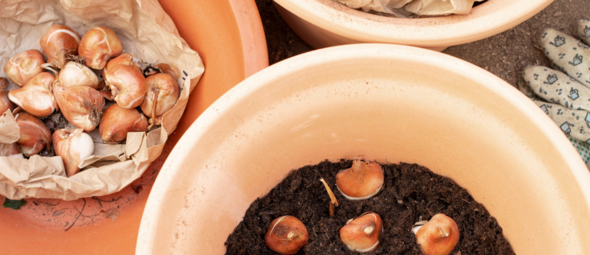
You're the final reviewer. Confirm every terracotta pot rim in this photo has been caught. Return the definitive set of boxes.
[273,0,554,47]
[137,43,590,254]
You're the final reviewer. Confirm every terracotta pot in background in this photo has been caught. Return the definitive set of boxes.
[0,0,267,254]
[137,44,590,254]
[273,0,553,51]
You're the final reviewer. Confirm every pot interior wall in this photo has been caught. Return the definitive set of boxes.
[145,46,589,254]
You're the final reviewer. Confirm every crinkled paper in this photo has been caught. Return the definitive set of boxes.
[0,0,205,200]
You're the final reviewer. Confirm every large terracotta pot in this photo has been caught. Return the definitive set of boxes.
[137,44,590,254]
[273,0,553,51]
[0,0,267,254]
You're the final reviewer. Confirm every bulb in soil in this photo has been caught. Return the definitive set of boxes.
[78,26,123,70]
[0,78,15,115]
[103,54,147,109]
[40,24,80,69]
[53,82,105,132]
[265,215,309,255]
[336,160,384,200]
[8,72,58,117]
[14,112,52,157]
[99,104,148,143]
[414,213,460,255]
[59,62,99,88]
[339,212,383,253]
[140,73,179,127]
[4,49,46,87]
[53,129,94,177]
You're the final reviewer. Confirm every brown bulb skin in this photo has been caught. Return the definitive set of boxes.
[78,26,123,70]
[53,83,105,131]
[8,72,58,117]
[14,112,51,157]
[340,212,383,253]
[265,216,309,255]
[4,49,46,87]
[336,160,384,200]
[140,73,179,126]
[103,53,142,76]
[99,104,148,143]
[0,78,15,115]
[416,214,460,255]
[40,24,80,69]
[103,54,147,109]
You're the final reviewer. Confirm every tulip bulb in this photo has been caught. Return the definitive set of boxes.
[59,62,99,88]
[414,214,460,255]
[340,212,383,253]
[336,160,384,200]
[103,54,147,109]
[40,24,80,69]
[53,129,94,176]
[53,82,105,132]
[0,78,15,115]
[265,216,309,255]
[8,72,58,117]
[99,104,148,143]
[140,73,179,127]
[78,26,123,70]
[15,112,51,156]
[4,49,46,87]
[104,53,142,75]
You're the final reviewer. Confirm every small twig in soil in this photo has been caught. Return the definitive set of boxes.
[72,204,102,219]
[319,178,338,217]
[65,198,86,231]
[92,196,122,207]
[35,200,61,206]
[52,208,67,217]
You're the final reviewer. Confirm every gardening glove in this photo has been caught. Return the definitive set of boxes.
[521,21,590,144]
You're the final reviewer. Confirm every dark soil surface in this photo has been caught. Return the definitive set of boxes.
[225,160,514,255]
[255,0,313,65]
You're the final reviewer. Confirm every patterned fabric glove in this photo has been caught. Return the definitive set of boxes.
[521,21,590,162]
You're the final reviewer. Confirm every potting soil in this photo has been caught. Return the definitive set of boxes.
[225,160,515,254]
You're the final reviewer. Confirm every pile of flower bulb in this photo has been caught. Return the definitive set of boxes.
[2,24,180,177]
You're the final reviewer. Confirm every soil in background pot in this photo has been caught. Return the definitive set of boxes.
[225,160,515,255]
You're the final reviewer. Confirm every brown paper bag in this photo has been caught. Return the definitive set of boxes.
[0,0,204,200]
[337,0,484,17]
